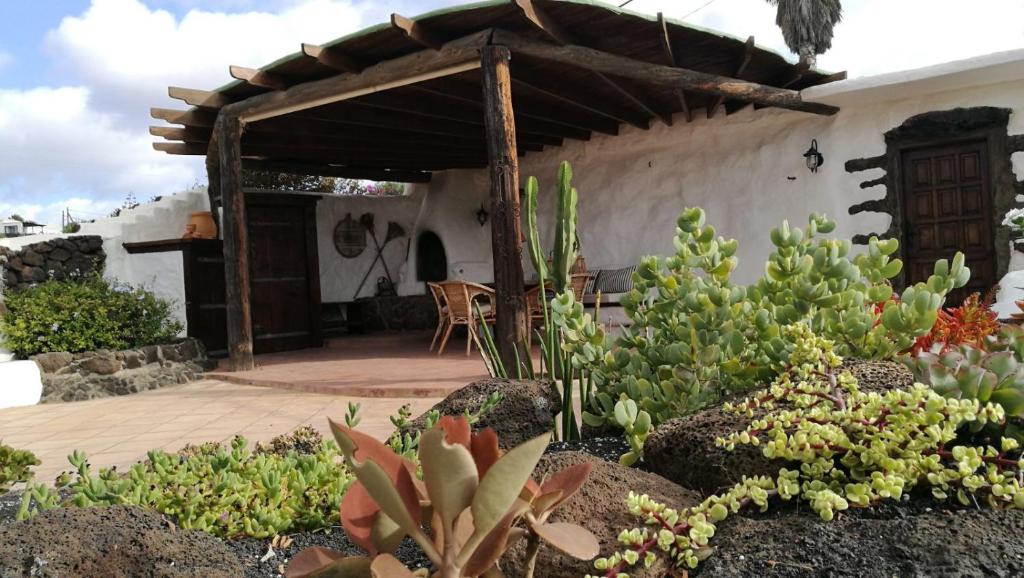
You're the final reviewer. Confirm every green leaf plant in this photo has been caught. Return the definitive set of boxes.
[580,207,968,464]
[286,416,599,578]
[590,324,1024,577]
[0,443,39,494]
[475,161,606,441]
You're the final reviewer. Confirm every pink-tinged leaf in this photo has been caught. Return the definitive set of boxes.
[370,510,406,555]
[285,548,371,578]
[538,462,592,511]
[529,489,564,519]
[435,415,472,448]
[419,428,479,530]
[340,483,378,554]
[520,478,541,501]
[470,428,501,479]
[462,500,530,576]
[530,521,601,560]
[369,554,420,578]
[329,419,416,482]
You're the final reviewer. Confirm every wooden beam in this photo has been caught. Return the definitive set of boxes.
[491,29,839,116]
[242,160,432,183]
[150,126,212,142]
[168,87,231,109]
[156,141,495,165]
[481,44,527,372]
[221,29,491,122]
[229,66,288,90]
[657,12,692,123]
[151,107,217,127]
[301,43,365,73]
[390,13,444,50]
[709,35,755,119]
[514,0,671,126]
[217,115,255,371]
[510,66,650,129]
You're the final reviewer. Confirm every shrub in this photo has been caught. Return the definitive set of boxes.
[592,325,1024,577]
[1,276,183,357]
[18,436,353,538]
[579,208,967,446]
[0,443,39,494]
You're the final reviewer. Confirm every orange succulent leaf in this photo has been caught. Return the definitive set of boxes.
[340,483,379,554]
[285,547,372,578]
[462,500,531,577]
[529,520,601,560]
[910,293,999,355]
[435,415,472,448]
[469,428,501,479]
[329,419,416,481]
[369,554,421,578]
[538,462,592,511]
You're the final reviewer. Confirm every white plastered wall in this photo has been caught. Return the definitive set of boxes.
[345,50,1024,296]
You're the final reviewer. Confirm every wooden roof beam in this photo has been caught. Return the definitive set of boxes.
[150,126,212,142]
[391,13,444,50]
[229,66,288,90]
[222,28,491,122]
[657,12,691,123]
[168,87,231,109]
[301,43,366,73]
[157,142,497,167]
[241,160,431,183]
[150,107,217,127]
[510,71,648,130]
[709,35,755,119]
[513,0,672,127]
[490,29,839,116]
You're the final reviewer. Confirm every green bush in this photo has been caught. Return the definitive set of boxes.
[1,276,183,357]
[579,208,968,438]
[18,436,354,539]
[0,443,39,494]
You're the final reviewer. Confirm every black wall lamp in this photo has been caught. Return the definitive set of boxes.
[804,139,824,173]
[475,204,489,226]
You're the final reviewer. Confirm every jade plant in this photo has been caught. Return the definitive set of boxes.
[18,435,353,538]
[0,443,39,494]
[580,208,968,456]
[476,161,606,441]
[286,416,598,578]
[592,324,1024,577]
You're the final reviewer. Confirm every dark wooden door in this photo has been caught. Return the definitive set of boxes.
[247,196,322,354]
[901,141,995,304]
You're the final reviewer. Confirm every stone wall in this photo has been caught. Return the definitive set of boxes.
[0,236,105,292]
[31,339,214,403]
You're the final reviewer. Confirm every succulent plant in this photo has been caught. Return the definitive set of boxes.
[287,416,598,578]
[0,443,39,495]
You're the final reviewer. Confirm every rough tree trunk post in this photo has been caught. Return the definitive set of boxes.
[204,148,221,233]
[217,114,255,371]
[481,44,527,372]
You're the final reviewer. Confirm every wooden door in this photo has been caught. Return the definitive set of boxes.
[247,196,322,354]
[901,140,995,304]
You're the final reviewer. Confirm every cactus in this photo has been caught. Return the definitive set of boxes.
[286,416,598,578]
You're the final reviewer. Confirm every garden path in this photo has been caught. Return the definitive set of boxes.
[0,380,439,484]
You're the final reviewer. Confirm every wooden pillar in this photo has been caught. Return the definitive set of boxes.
[217,115,255,371]
[204,149,221,233]
[480,45,527,372]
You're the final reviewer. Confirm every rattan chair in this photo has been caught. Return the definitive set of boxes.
[526,274,590,325]
[436,281,496,356]
[427,282,449,352]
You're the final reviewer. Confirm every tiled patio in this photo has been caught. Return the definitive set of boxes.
[0,380,439,484]
[207,331,490,397]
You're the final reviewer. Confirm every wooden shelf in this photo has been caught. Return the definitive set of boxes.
[123,238,222,254]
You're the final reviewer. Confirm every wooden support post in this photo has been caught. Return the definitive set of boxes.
[480,45,527,372]
[217,115,255,371]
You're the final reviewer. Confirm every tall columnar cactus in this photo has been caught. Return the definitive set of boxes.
[525,161,578,293]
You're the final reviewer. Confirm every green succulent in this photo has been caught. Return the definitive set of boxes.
[0,443,39,495]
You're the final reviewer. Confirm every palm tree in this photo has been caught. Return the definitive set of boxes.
[766,0,842,69]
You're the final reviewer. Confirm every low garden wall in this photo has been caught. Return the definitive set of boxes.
[31,339,214,403]
[0,236,105,292]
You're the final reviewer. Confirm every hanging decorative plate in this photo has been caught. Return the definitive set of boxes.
[333,213,366,258]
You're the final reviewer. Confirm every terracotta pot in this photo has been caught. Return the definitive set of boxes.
[187,211,217,239]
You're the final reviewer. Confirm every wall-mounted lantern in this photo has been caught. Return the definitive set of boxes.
[804,139,824,173]
[475,204,489,227]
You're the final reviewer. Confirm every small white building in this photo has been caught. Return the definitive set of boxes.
[0,219,24,238]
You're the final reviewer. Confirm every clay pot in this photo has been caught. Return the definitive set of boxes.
[186,212,217,239]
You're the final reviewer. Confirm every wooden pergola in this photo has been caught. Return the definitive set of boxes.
[152,0,844,371]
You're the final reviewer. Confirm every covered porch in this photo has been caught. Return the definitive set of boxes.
[151,0,843,373]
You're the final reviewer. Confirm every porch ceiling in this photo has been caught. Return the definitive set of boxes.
[151,0,846,182]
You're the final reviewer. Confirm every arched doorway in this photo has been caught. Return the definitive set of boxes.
[416,231,447,283]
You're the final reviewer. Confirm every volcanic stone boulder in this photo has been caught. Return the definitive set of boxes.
[408,378,561,448]
[0,506,242,578]
[502,451,702,578]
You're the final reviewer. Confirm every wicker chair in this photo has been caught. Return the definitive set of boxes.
[526,274,590,325]
[436,281,496,356]
[427,282,449,352]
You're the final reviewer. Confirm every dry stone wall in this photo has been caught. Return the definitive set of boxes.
[0,236,105,292]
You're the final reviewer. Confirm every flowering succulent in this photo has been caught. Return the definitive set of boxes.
[287,416,598,578]
[594,325,1023,577]
[911,292,1000,355]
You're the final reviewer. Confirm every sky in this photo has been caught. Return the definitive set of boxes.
[0,0,1021,227]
